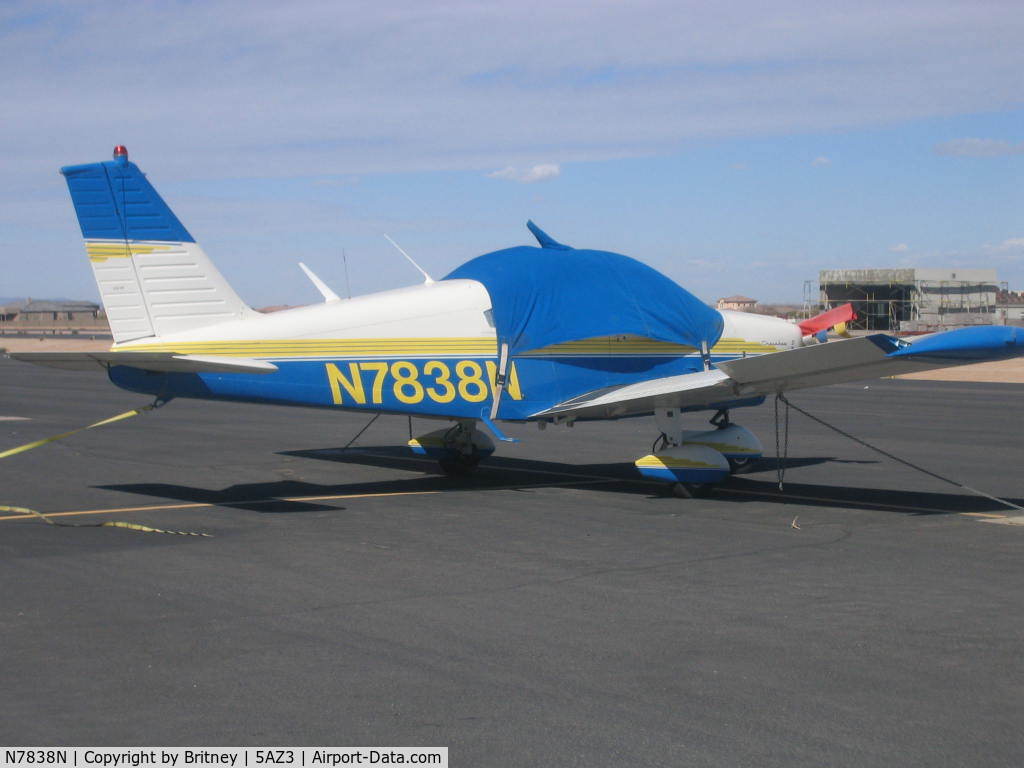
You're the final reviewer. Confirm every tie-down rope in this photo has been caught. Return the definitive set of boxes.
[773,393,1023,513]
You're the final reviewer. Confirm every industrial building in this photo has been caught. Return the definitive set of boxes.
[818,268,1002,332]
[0,299,106,334]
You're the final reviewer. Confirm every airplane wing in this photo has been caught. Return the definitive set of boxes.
[533,326,1023,420]
[7,351,278,374]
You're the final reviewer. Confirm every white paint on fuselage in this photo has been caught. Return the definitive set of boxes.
[718,309,803,351]
[115,279,496,346]
[113,280,803,359]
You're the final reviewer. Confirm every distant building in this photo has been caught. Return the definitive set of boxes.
[997,289,1024,325]
[0,299,106,332]
[716,295,758,312]
[752,303,804,320]
[0,302,22,322]
[16,300,101,324]
[818,268,999,332]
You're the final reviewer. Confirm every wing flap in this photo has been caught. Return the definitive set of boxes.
[9,351,278,374]
[532,369,736,420]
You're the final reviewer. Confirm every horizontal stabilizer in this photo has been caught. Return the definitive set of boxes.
[9,351,278,374]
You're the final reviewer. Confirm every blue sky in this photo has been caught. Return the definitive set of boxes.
[1,0,1021,306]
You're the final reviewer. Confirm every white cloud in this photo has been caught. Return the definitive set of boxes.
[934,138,1024,157]
[487,163,561,183]
[0,1,1022,180]
[986,237,1024,251]
[811,156,831,166]
[889,243,910,252]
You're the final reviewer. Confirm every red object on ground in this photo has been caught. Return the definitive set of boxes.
[798,302,856,335]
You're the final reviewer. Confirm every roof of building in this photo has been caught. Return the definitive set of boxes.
[718,295,757,303]
[820,268,998,285]
[20,300,100,313]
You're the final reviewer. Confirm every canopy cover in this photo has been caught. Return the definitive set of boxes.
[444,222,723,355]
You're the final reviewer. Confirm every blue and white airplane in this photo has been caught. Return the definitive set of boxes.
[12,147,1024,495]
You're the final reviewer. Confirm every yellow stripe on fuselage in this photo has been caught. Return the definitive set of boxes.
[520,335,779,357]
[712,337,780,354]
[111,334,780,360]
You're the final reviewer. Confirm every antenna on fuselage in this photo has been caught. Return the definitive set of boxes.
[298,262,341,302]
[341,248,352,299]
[383,234,435,285]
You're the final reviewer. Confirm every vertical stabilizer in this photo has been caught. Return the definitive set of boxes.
[61,147,252,343]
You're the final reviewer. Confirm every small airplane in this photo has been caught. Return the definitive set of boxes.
[11,147,1024,495]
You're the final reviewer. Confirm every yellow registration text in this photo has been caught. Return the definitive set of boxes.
[325,359,523,405]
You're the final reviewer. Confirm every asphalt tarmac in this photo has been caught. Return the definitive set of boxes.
[1,358,1022,766]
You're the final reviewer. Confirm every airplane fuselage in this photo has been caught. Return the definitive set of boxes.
[19,148,1021,490]
[107,280,801,421]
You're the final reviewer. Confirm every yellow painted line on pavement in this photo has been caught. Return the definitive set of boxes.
[0,478,618,524]
[0,490,441,522]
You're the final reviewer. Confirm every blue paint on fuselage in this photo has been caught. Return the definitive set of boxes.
[108,354,764,420]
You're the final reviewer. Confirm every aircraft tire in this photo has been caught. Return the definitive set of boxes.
[727,457,756,474]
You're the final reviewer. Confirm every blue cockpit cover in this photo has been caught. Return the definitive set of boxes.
[444,227,723,355]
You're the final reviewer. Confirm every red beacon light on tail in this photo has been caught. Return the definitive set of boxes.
[112,145,128,163]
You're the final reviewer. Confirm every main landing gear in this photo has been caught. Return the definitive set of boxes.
[709,409,757,474]
[408,421,495,476]
[634,408,764,497]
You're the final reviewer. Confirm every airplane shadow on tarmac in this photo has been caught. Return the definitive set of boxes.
[96,446,1022,518]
